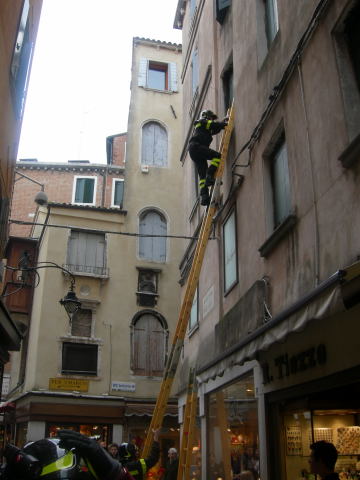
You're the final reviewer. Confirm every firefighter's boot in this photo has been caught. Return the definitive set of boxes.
[199,179,210,206]
[200,188,210,206]
[205,159,221,187]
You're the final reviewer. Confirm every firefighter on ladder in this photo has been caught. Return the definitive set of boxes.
[188,109,228,206]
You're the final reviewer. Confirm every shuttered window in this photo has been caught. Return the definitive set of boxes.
[138,58,178,92]
[141,122,168,167]
[189,288,198,331]
[62,343,98,376]
[139,210,167,262]
[264,0,279,46]
[71,309,92,337]
[191,49,199,96]
[112,179,124,207]
[216,0,231,24]
[72,176,96,205]
[66,231,106,276]
[10,0,32,118]
[132,314,166,376]
[271,139,291,228]
[223,209,238,293]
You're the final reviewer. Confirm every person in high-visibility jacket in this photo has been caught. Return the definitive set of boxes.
[188,109,228,206]
[1,431,133,480]
[118,429,160,480]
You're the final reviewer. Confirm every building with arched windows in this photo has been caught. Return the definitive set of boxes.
[3,37,183,456]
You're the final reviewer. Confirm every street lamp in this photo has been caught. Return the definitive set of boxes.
[2,255,81,321]
[59,280,81,321]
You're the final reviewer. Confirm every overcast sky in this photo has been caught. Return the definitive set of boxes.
[18,0,182,164]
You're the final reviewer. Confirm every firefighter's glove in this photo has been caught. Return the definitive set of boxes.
[3,444,42,479]
[58,429,122,480]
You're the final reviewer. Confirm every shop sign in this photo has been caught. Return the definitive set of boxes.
[262,344,327,384]
[111,381,136,392]
[49,378,89,392]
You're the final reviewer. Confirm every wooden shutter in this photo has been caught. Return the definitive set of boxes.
[113,180,124,206]
[67,231,105,273]
[169,62,178,92]
[141,122,167,166]
[133,314,165,376]
[153,124,168,166]
[139,211,166,262]
[138,58,148,87]
[133,315,149,375]
[148,315,165,376]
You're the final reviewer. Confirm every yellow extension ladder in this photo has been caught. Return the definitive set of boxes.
[142,103,235,458]
[177,368,198,480]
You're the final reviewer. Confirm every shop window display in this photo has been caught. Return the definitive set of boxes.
[207,373,259,480]
[283,409,360,479]
[46,423,110,445]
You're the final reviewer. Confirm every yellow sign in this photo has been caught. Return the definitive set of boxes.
[49,378,89,392]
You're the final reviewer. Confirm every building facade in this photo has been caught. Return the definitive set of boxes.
[0,0,43,442]
[3,36,184,464]
[174,1,360,480]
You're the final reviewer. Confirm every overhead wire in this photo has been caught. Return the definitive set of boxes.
[230,0,331,174]
[8,219,213,241]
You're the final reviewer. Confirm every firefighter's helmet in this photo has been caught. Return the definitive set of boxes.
[3,438,85,479]
[118,442,138,463]
[200,109,218,120]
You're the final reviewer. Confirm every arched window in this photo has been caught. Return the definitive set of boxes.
[131,312,167,376]
[141,122,168,166]
[139,210,166,262]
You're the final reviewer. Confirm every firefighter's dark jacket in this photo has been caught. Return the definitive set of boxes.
[125,441,160,480]
[189,118,227,147]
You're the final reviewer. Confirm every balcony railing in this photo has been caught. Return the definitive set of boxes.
[63,264,109,278]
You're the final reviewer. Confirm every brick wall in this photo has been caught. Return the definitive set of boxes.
[11,164,124,237]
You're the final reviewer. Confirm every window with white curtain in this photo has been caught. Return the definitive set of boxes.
[141,122,168,167]
[139,210,167,262]
[223,209,238,293]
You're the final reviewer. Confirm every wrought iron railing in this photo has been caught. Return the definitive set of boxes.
[63,264,109,277]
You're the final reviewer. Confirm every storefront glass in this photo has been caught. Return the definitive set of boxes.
[283,409,360,479]
[46,423,110,444]
[207,372,259,480]
[15,422,28,447]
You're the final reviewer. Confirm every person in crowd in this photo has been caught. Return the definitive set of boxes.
[163,447,179,480]
[98,439,107,450]
[108,443,119,460]
[309,440,339,480]
[0,430,132,479]
[118,429,161,480]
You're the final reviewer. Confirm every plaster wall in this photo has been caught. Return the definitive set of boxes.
[177,0,360,385]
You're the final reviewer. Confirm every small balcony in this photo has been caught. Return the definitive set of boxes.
[63,264,109,278]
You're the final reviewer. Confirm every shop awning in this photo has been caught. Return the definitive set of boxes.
[0,300,22,353]
[0,401,16,413]
[197,263,360,384]
[125,403,178,417]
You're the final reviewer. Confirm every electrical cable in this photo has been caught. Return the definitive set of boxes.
[230,0,330,173]
[8,219,213,240]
